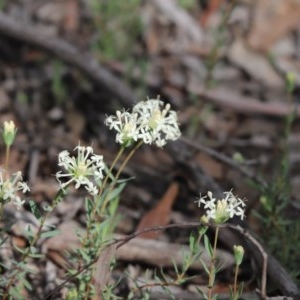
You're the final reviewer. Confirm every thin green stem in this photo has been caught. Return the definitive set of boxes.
[100,140,143,216]
[100,146,125,196]
[84,146,126,247]
[4,145,10,171]
[233,264,239,299]
[0,203,4,223]
[82,141,143,298]
[207,226,220,300]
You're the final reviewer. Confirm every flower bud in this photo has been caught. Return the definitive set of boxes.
[2,120,17,146]
[286,71,296,93]
[233,245,244,266]
[214,199,230,224]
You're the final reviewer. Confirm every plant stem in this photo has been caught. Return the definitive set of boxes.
[82,141,143,298]
[4,145,10,170]
[84,145,126,243]
[207,226,220,300]
[0,203,4,222]
[233,264,239,299]
[100,140,143,216]
[100,145,125,195]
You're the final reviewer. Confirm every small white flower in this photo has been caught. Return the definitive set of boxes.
[0,170,29,209]
[197,191,216,210]
[12,196,25,209]
[105,110,140,146]
[104,98,181,148]
[133,99,181,147]
[85,181,98,196]
[56,145,105,196]
[196,190,246,224]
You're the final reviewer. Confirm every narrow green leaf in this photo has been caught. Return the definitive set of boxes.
[204,235,213,258]
[29,200,42,220]
[189,232,196,253]
[40,229,60,239]
[200,258,210,275]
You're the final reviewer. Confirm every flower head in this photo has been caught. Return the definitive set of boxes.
[133,99,181,147]
[2,120,17,146]
[104,110,140,147]
[104,98,181,148]
[0,170,30,209]
[56,145,105,196]
[196,190,246,224]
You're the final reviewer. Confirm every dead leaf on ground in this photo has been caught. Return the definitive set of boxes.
[247,0,300,52]
[136,182,179,239]
[115,234,235,271]
[44,220,82,268]
[227,39,284,88]
[63,0,79,32]
[93,244,117,299]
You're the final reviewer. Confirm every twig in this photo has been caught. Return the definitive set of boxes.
[226,224,300,300]
[180,136,268,188]
[46,221,300,299]
[188,84,300,118]
[226,224,268,299]
[0,12,136,107]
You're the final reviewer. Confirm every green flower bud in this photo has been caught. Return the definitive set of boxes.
[2,120,17,146]
[214,200,230,224]
[200,215,209,225]
[286,71,296,93]
[233,245,244,266]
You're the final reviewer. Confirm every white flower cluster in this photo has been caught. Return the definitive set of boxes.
[105,98,181,147]
[196,190,246,224]
[0,170,30,209]
[56,145,105,196]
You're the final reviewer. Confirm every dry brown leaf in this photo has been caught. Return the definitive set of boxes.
[227,39,283,88]
[136,182,179,239]
[115,234,235,270]
[93,244,117,299]
[63,0,79,32]
[247,0,300,52]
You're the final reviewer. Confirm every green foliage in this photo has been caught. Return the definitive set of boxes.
[253,83,300,283]
[0,99,248,299]
[51,60,67,105]
[178,0,197,10]
[88,0,143,62]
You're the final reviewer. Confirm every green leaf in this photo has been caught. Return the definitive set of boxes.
[238,282,244,296]
[17,261,37,274]
[29,200,42,220]
[28,252,44,259]
[9,286,24,300]
[204,235,213,258]
[189,232,196,253]
[200,258,210,275]
[172,257,179,275]
[42,204,53,212]
[13,244,26,254]
[85,197,94,216]
[106,182,126,202]
[40,229,60,239]
[20,277,33,291]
